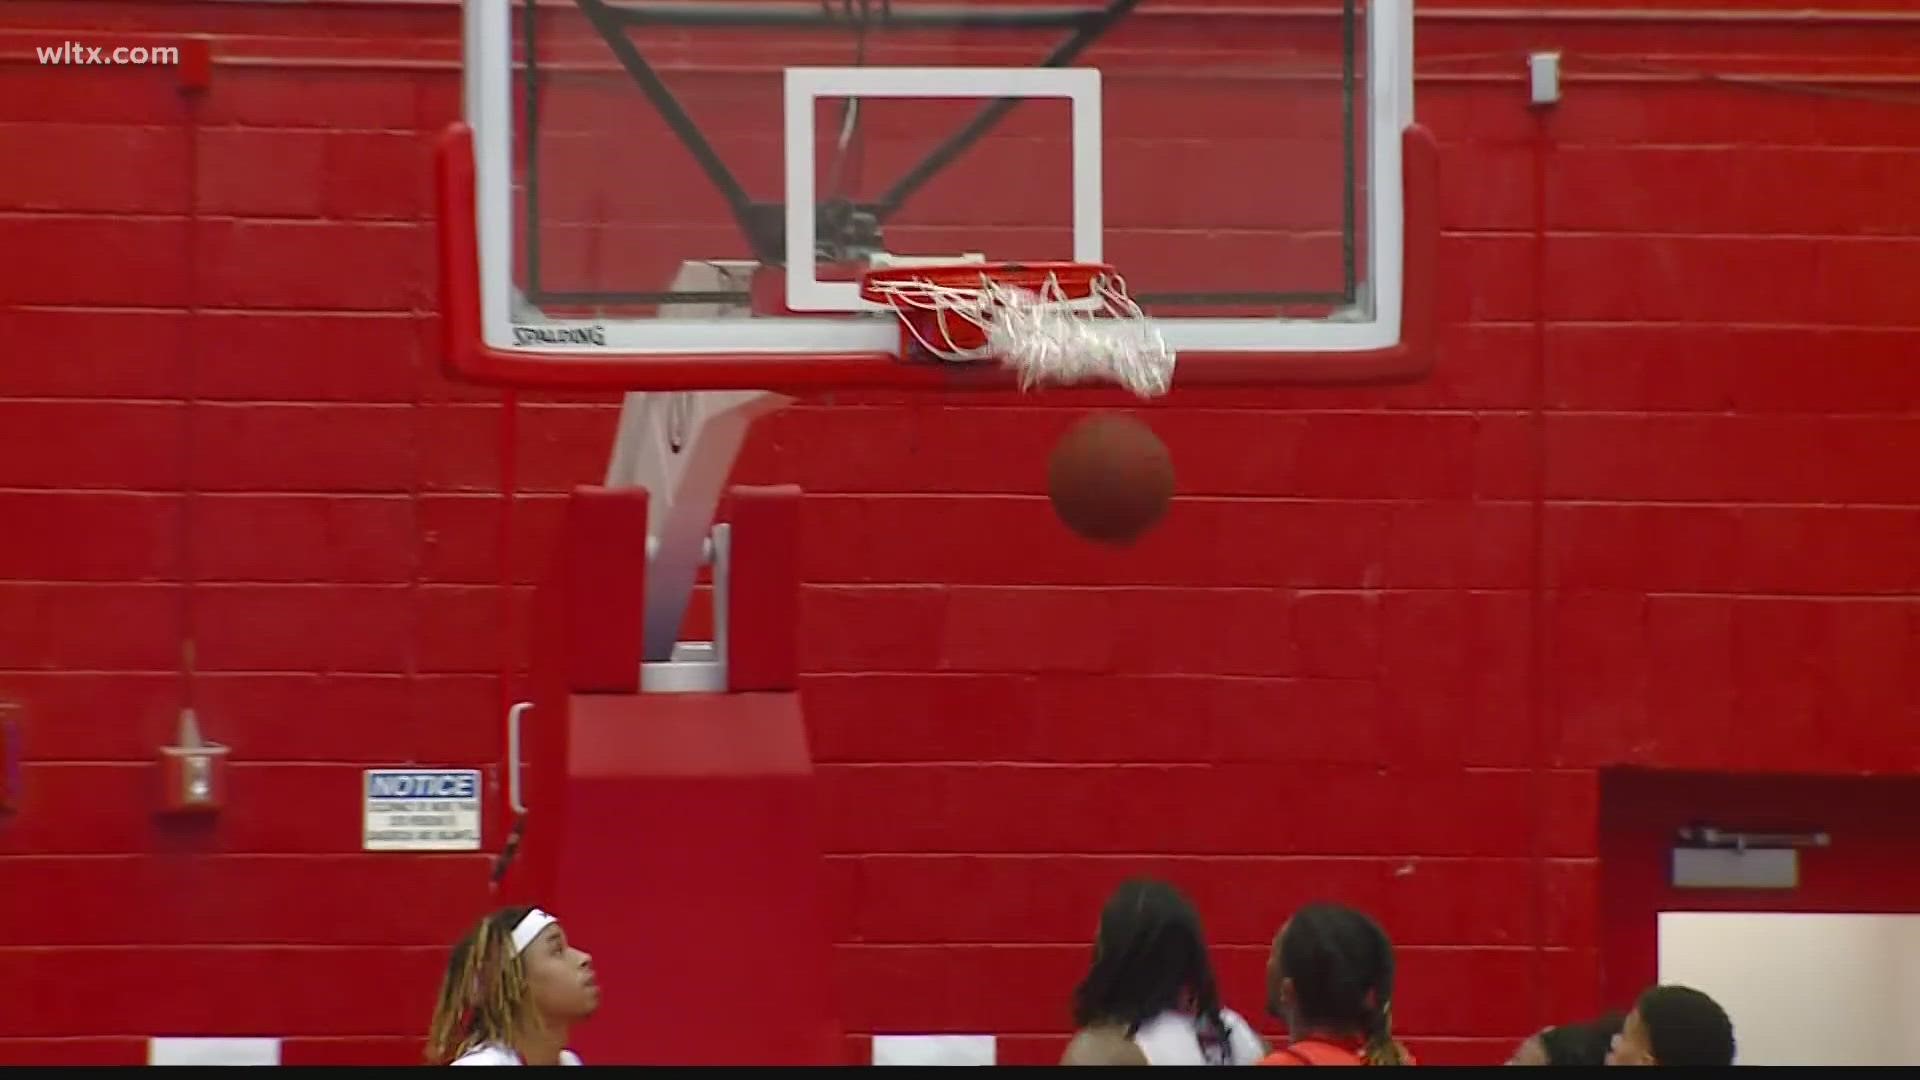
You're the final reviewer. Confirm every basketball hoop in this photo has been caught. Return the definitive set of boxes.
[859,261,1175,398]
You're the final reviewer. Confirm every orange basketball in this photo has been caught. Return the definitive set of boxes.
[1046,413,1175,545]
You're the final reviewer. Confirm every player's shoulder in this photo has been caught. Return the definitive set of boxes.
[1218,1008,1269,1063]
[449,1045,585,1067]
[1063,1027,1150,1066]
[450,1045,521,1066]
[1218,1007,1258,1038]
[1129,1012,1201,1064]
[1132,1008,1268,1066]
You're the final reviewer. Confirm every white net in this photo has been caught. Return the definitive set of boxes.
[865,269,1176,398]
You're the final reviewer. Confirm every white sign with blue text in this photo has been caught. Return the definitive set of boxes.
[363,769,483,851]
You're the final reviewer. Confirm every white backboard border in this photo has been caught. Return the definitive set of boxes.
[783,66,1104,313]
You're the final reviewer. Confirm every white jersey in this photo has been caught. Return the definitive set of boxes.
[1131,1008,1266,1066]
[450,1044,584,1066]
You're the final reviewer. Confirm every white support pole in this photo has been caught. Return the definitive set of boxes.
[601,261,793,670]
[607,388,789,664]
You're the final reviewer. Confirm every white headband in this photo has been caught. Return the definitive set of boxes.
[511,908,557,954]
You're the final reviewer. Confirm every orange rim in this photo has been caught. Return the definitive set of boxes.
[858,260,1116,303]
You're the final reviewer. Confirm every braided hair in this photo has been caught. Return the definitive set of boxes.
[1072,879,1237,1063]
[425,906,542,1064]
[1269,902,1410,1066]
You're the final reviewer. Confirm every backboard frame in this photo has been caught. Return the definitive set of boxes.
[440,0,1438,393]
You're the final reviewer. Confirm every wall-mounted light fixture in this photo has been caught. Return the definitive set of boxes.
[159,708,228,815]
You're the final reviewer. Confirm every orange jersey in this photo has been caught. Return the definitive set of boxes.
[1262,1041,1363,1066]
[1261,1037,1415,1066]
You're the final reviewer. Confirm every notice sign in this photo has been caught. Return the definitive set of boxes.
[363,769,482,851]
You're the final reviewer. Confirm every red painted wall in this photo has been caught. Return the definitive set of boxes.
[3,0,1919,1066]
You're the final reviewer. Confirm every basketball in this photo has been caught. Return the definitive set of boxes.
[1046,413,1176,544]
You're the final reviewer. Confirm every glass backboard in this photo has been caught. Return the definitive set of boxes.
[441,0,1433,391]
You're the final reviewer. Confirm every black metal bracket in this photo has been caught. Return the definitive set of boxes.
[550,0,1140,271]
[575,0,775,261]
[532,0,1361,311]
[873,0,1142,217]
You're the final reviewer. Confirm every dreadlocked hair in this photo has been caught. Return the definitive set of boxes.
[1072,879,1238,1063]
[1275,902,1411,1067]
[425,906,542,1065]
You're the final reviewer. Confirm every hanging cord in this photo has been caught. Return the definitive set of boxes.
[489,391,524,892]
[177,50,209,733]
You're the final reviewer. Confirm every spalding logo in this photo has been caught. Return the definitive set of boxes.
[513,324,608,347]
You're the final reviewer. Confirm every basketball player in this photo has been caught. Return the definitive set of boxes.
[426,906,601,1066]
[1506,1014,1624,1066]
[1070,879,1267,1065]
[1604,985,1734,1066]
[1261,903,1413,1066]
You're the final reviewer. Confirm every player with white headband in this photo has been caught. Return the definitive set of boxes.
[427,906,601,1066]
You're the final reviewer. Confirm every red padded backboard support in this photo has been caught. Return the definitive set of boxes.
[527,481,840,1064]
[724,485,802,693]
[434,121,1438,393]
[565,487,650,694]
[552,692,842,1066]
